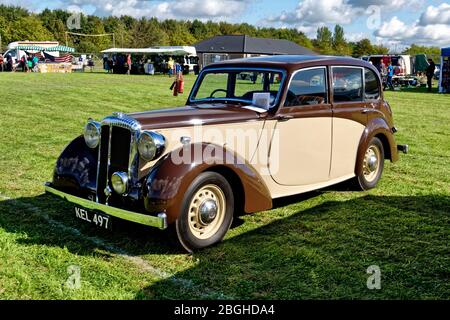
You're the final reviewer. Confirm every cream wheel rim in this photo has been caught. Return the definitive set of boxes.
[363,145,381,183]
[188,184,226,240]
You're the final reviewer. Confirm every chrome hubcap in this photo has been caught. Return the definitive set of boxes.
[199,199,218,224]
[367,154,378,172]
[363,145,381,183]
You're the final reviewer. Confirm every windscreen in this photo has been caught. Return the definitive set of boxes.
[191,69,284,107]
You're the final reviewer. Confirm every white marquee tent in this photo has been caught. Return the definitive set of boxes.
[101,46,196,56]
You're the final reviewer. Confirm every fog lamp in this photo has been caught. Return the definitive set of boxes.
[111,172,128,195]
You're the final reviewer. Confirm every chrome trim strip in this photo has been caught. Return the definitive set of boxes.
[95,127,103,203]
[105,124,113,205]
[45,184,167,230]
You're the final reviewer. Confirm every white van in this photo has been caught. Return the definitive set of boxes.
[4,41,60,70]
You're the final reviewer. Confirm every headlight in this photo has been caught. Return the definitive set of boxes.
[138,131,166,161]
[83,120,101,149]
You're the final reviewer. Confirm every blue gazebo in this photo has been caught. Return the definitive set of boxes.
[438,47,450,93]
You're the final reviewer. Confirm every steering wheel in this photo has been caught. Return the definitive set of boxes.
[209,89,227,98]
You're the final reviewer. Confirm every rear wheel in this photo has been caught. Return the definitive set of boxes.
[175,172,234,252]
[354,137,385,190]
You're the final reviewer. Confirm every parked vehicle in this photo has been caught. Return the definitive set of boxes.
[361,54,413,75]
[45,55,408,251]
[4,41,60,70]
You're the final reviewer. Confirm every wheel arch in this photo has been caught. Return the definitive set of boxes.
[355,118,398,175]
[144,143,273,224]
[51,135,98,198]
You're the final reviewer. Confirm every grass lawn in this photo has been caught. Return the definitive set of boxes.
[0,72,449,299]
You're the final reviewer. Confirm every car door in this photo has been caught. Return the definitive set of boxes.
[329,66,368,179]
[269,66,332,186]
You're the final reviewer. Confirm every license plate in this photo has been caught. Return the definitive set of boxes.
[74,207,111,230]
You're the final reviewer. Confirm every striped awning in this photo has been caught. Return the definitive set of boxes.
[16,45,45,51]
[44,46,75,53]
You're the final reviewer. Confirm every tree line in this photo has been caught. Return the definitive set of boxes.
[0,5,440,57]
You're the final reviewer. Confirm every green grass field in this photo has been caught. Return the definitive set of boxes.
[0,72,449,299]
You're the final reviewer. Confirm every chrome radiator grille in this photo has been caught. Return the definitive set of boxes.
[96,113,141,204]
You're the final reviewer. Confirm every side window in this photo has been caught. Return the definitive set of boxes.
[364,68,380,100]
[332,67,363,102]
[284,68,327,107]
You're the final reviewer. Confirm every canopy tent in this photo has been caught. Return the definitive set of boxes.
[44,45,75,53]
[439,47,450,93]
[414,54,429,73]
[16,45,46,51]
[442,47,450,57]
[14,45,75,53]
[101,46,196,56]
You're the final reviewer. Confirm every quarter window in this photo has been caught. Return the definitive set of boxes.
[284,68,327,106]
[364,68,380,100]
[332,67,363,102]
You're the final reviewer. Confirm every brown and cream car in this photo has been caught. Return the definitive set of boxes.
[45,55,408,251]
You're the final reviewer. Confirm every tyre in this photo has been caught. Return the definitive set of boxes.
[175,172,234,252]
[354,137,385,190]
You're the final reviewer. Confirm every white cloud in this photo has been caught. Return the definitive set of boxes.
[375,13,450,46]
[0,0,252,19]
[269,0,356,26]
[348,0,424,10]
[419,3,450,26]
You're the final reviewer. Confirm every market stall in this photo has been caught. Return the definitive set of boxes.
[37,45,75,73]
[438,47,450,93]
[100,46,197,75]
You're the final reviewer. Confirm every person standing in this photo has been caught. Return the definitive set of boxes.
[103,54,108,72]
[126,54,132,75]
[6,54,13,71]
[32,54,39,72]
[107,58,114,74]
[167,57,174,77]
[384,62,394,90]
[0,54,4,72]
[87,56,95,72]
[426,58,436,92]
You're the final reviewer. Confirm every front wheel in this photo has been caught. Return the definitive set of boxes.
[175,172,234,252]
[354,137,385,190]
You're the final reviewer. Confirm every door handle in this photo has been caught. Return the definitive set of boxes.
[362,108,370,114]
[277,115,293,122]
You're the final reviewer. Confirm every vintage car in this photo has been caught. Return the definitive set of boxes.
[45,55,408,252]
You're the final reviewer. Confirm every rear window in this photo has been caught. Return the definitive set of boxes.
[332,67,363,102]
[364,68,380,100]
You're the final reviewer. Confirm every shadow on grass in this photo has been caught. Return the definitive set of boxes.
[0,194,182,255]
[137,194,450,299]
[0,193,449,299]
[0,190,323,257]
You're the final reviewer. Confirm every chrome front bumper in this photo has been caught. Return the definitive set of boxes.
[44,183,168,230]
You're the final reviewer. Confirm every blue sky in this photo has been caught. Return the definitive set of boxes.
[2,0,450,48]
